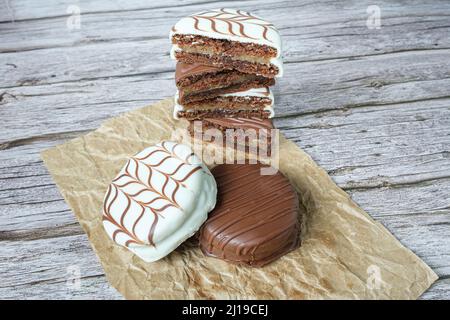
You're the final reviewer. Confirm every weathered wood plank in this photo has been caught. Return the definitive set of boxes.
[0,0,264,22]
[1,179,449,298]
[0,233,121,299]
[0,274,122,300]
[2,1,450,89]
[1,99,449,262]
[1,97,449,186]
[1,47,450,143]
[2,0,450,55]
[1,98,449,241]
[348,185,450,276]
[2,96,449,190]
[420,278,450,300]
[280,99,450,187]
[2,0,448,22]
[0,222,446,300]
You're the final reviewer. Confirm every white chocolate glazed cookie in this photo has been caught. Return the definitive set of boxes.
[170,8,282,56]
[102,141,217,262]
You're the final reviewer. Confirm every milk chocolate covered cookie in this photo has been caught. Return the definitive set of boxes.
[170,8,283,78]
[189,117,274,158]
[102,141,217,262]
[199,163,300,267]
[191,116,274,134]
[174,87,274,120]
[176,62,274,104]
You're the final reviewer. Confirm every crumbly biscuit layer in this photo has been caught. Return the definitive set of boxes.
[172,34,278,59]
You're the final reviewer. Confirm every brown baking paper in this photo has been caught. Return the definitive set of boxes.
[41,99,437,299]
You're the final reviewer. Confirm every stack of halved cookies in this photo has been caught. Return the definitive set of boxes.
[170,8,283,145]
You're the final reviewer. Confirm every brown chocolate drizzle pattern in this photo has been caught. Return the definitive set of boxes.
[189,8,276,43]
[102,142,202,248]
[199,164,300,267]
[175,61,221,83]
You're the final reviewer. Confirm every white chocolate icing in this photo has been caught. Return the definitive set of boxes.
[102,141,217,262]
[268,56,283,77]
[173,88,274,119]
[173,94,182,120]
[170,8,283,77]
[222,87,274,99]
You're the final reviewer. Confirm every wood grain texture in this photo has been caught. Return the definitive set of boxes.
[0,0,449,299]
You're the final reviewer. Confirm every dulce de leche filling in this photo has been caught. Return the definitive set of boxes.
[176,45,271,65]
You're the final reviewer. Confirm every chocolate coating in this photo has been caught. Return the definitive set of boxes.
[199,163,301,267]
[175,62,220,83]
[202,117,274,131]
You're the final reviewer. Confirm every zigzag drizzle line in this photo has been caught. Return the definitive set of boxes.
[188,8,276,42]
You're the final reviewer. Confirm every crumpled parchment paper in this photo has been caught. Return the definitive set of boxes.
[41,98,437,299]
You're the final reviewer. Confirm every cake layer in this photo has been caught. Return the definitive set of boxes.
[176,62,275,103]
[174,88,275,120]
[170,8,283,78]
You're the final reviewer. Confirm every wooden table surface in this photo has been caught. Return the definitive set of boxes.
[1,0,449,300]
